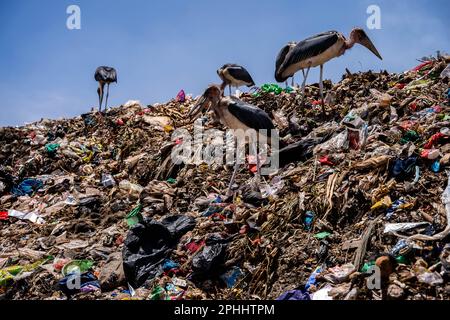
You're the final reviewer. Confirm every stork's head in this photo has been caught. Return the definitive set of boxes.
[188,85,222,120]
[350,28,383,60]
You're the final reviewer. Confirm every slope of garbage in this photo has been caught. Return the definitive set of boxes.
[1,57,450,300]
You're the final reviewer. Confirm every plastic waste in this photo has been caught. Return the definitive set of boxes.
[45,143,60,157]
[305,265,322,290]
[276,289,310,300]
[58,272,100,296]
[421,149,440,160]
[122,215,196,288]
[220,266,244,288]
[311,286,333,300]
[323,263,356,284]
[125,204,143,228]
[176,90,186,103]
[371,196,392,211]
[101,173,116,187]
[431,161,441,173]
[7,209,45,225]
[12,178,43,197]
[383,222,430,234]
[391,156,417,180]
[304,211,315,231]
[62,260,94,277]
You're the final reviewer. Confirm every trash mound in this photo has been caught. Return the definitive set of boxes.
[1,57,450,300]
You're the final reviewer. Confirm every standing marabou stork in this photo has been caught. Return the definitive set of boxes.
[217,64,255,96]
[275,41,298,88]
[188,84,275,195]
[94,66,117,112]
[277,28,382,115]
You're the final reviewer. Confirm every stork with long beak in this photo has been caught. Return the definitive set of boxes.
[188,85,276,196]
[94,66,117,113]
[275,41,298,88]
[217,64,255,96]
[276,28,382,115]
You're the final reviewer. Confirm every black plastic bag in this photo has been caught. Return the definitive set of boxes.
[191,233,228,278]
[122,215,196,288]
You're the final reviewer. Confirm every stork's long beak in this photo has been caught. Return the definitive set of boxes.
[188,96,208,120]
[358,30,383,60]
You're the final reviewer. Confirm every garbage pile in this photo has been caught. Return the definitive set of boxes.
[1,56,450,300]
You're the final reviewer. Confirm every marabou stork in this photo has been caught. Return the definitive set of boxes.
[94,66,117,112]
[276,28,382,115]
[188,85,275,195]
[217,64,255,96]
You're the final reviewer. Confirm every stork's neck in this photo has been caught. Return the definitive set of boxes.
[344,36,356,50]
[345,29,360,49]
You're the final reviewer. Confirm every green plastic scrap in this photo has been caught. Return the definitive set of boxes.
[126,203,144,228]
[360,261,376,273]
[314,232,331,239]
[400,130,420,145]
[45,143,60,155]
[167,178,176,184]
[260,84,293,95]
[0,256,53,287]
[149,286,167,300]
[396,255,408,264]
[62,260,95,276]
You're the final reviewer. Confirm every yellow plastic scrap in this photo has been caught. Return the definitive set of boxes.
[371,196,392,211]
[82,150,94,163]
[163,125,174,133]
[0,257,50,287]
[0,266,23,287]
[398,202,414,211]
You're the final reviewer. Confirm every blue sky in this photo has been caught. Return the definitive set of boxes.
[0,0,448,126]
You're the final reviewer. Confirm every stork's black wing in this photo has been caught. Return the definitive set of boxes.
[282,31,339,68]
[228,101,275,135]
[226,65,255,86]
[95,66,118,83]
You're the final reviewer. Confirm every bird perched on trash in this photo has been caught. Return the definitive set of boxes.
[94,66,117,113]
[276,28,382,115]
[188,84,276,196]
[275,41,298,88]
[217,64,255,96]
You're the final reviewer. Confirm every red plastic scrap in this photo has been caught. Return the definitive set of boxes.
[116,119,124,126]
[137,108,152,116]
[424,132,445,149]
[411,61,433,72]
[409,102,418,112]
[432,105,443,113]
[319,156,334,166]
[395,83,406,90]
[0,211,8,220]
[399,120,416,131]
[186,240,205,254]
[348,130,360,150]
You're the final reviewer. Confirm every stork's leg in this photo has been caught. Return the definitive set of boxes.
[300,65,311,104]
[104,83,110,113]
[227,158,240,196]
[319,64,326,117]
[291,75,295,88]
[229,85,232,96]
[98,82,104,113]
[285,81,288,89]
